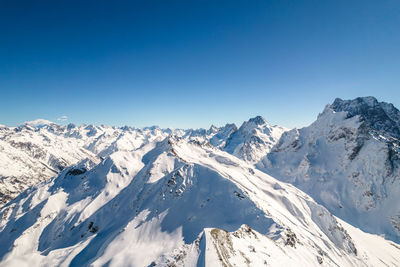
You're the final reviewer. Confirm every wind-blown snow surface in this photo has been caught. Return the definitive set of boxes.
[261,97,400,243]
[0,117,284,207]
[0,137,399,266]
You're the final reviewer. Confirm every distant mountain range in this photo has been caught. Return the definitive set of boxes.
[0,117,285,207]
[0,96,399,266]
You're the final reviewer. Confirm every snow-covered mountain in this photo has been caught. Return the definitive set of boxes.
[1,104,400,266]
[1,136,399,266]
[224,116,287,163]
[0,117,284,208]
[261,96,400,243]
[0,124,96,206]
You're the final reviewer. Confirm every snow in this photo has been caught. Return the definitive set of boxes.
[92,210,184,267]
[0,116,284,207]
[0,106,400,266]
[0,135,399,266]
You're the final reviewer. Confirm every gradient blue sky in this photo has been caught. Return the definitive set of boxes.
[1,0,399,128]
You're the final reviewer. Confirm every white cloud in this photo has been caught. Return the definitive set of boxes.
[57,115,68,122]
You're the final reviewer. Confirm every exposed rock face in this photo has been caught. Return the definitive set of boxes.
[331,97,400,138]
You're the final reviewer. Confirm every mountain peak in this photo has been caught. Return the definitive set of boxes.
[209,124,218,132]
[247,116,267,126]
[223,116,286,163]
[238,116,269,134]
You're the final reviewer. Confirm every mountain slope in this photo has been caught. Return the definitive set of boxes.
[260,96,400,243]
[0,137,399,266]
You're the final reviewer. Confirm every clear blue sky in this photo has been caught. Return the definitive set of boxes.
[1,0,399,128]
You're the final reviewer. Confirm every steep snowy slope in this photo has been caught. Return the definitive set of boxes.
[261,97,400,243]
[0,137,399,266]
